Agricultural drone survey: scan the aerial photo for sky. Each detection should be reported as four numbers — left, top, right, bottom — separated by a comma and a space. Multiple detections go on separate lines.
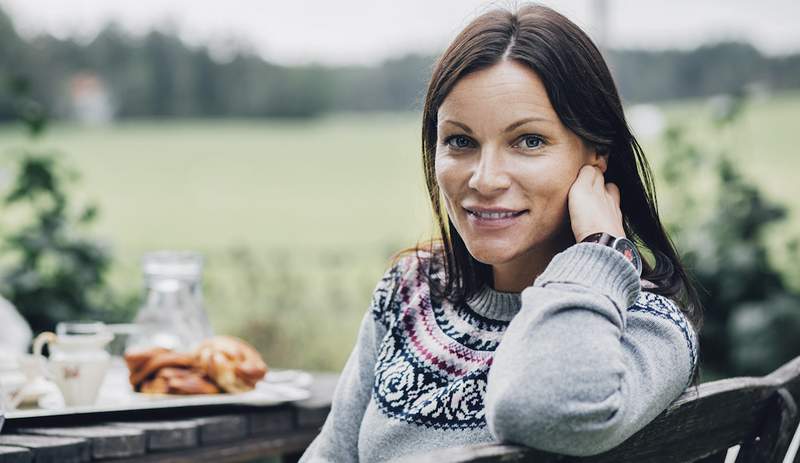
2, 0, 799, 66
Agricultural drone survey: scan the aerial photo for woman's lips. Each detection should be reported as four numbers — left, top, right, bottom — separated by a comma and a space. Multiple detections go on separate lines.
464, 208, 528, 230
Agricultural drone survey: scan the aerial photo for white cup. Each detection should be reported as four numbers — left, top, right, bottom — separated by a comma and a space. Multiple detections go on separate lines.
33, 322, 114, 407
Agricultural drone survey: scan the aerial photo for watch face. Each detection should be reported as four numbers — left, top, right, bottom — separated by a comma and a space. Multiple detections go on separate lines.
613, 238, 642, 276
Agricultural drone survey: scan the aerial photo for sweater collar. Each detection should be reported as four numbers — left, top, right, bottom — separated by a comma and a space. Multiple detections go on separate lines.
465, 284, 522, 322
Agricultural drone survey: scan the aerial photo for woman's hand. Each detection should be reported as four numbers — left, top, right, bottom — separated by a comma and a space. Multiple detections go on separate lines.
568, 165, 626, 242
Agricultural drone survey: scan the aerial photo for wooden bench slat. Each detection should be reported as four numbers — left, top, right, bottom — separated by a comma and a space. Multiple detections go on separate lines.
693, 449, 729, 463
193, 415, 248, 445
248, 408, 295, 436
17, 425, 146, 460
735, 388, 799, 463
97, 430, 320, 463
108, 420, 199, 452
0, 445, 32, 463
0, 435, 89, 463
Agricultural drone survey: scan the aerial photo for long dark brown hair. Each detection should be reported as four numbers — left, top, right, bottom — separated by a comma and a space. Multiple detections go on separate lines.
395, 3, 703, 385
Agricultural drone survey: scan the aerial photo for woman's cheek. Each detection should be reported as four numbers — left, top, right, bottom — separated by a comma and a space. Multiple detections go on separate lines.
434, 160, 456, 214
521, 163, 572, 226
551, 174, 576, 228
435, 156, 463, 195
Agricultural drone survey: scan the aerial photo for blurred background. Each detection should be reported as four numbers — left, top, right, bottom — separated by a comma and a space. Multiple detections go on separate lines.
0, 0, 799, 381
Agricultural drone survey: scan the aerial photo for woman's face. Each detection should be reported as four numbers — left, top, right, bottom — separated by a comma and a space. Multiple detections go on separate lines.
435, 59, 599, 275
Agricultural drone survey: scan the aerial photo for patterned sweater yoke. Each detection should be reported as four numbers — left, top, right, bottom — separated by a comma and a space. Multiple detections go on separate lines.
300, 243, 700, 462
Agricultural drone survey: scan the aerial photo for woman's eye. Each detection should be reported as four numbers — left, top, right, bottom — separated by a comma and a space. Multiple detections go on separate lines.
444, 135, 473, 150
518, 135, 544, 149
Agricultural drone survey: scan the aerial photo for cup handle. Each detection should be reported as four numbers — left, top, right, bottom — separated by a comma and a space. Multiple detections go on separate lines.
32, 331, 57, 379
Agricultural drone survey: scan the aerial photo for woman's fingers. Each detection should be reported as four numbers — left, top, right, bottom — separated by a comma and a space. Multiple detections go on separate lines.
576, 165, 604, 191
605, 182, 620, 205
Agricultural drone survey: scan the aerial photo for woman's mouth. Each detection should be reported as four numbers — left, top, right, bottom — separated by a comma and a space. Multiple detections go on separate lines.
464, 208, 528, 230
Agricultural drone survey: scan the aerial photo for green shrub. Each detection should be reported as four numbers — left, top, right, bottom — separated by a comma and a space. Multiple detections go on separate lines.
0, 77, 136, 333
661, 94, 800, 379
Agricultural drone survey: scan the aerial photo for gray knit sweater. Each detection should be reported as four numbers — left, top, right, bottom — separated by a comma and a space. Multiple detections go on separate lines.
299, 243, 699, 462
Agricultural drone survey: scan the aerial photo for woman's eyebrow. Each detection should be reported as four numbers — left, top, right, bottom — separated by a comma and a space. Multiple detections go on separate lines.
441, 117, 551, 134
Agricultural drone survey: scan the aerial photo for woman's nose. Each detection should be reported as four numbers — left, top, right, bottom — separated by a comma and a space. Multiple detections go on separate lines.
467, 147, 511, 194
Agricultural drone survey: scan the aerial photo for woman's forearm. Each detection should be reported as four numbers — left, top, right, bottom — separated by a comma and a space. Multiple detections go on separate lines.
485, 243, 697, 457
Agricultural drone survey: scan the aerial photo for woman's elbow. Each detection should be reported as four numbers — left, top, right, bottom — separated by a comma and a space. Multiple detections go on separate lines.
485, 386, 629, 457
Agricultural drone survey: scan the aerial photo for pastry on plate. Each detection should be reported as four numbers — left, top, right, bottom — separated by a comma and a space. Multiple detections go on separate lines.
123, 336, 268, 394
140, 366, 220, 395
125, 347, 195, 388
194, 336, 268, 393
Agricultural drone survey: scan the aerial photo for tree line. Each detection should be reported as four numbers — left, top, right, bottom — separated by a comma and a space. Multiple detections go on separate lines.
2, 5, 800, 121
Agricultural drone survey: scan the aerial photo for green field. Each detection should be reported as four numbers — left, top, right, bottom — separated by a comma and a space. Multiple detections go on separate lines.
0, 93, 798, 371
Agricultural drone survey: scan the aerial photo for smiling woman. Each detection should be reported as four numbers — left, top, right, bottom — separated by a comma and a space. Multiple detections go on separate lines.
434, 60, 614, 292
299, 3, 702, 462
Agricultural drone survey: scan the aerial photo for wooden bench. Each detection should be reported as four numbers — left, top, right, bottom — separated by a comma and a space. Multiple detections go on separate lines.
398, 354, 800, 463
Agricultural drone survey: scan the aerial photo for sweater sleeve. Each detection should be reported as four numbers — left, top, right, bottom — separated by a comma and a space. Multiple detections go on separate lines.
299, 257, 407, 463
484, 242, 699, 457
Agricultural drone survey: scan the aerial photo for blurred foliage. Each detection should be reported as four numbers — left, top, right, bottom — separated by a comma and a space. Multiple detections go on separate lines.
607, 43, 800, 102
0, 77, 137, 333
206, 246, 386, 370
661, 94, 800, 379
3, 5, 800, 121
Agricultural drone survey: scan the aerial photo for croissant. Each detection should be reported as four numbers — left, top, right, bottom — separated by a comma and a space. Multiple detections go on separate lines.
123, 346, 169, 377
125, 347, 195, 387
140, 367, 220, 395
123, 336, 269, 394
194, 335, 268, 393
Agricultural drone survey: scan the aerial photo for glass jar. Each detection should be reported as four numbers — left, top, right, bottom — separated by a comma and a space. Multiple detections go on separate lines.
126, 251, 213, 353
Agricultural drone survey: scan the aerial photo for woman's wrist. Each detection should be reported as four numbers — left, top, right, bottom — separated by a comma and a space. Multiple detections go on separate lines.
580, 232, 643, 277
533, 242, 641, 310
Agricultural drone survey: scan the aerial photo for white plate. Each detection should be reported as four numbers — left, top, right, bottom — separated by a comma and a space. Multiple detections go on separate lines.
263, 369, 313, 387
7, 368, 312, 420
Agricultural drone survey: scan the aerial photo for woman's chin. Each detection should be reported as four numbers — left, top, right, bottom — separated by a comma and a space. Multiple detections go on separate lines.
465, 243, 521, 265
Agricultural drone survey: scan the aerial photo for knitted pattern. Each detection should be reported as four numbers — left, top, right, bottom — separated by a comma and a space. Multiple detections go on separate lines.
629, 291, 699, 384
370, 252, 698, 430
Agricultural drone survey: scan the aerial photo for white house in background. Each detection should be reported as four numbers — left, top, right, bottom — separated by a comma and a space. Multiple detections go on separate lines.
68, 72, 114, 125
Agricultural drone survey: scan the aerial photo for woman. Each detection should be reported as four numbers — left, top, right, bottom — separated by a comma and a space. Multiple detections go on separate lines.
300, 3, 702, 462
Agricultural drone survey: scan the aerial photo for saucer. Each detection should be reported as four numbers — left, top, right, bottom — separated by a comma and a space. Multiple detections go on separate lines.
19, 377, 59, 406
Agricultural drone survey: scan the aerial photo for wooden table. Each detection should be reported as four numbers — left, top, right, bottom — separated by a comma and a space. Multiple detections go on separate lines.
0, 372, 337, 463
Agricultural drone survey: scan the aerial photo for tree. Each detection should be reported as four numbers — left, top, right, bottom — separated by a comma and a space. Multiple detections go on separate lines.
0, 77, 135, 333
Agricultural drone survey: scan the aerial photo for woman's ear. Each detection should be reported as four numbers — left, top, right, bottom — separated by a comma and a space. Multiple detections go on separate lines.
592, 145, 609, 174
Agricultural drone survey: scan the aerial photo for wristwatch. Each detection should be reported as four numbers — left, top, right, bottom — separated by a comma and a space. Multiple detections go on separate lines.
580, 232, 643, 277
